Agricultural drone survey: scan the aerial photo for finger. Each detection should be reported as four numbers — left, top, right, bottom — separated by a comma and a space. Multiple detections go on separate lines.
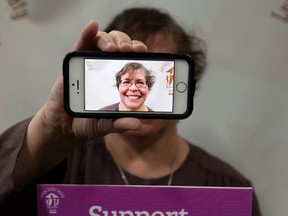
74, 20, 99, 51
131, 40, 148, 53
113, 118, 142, 131
108, 30, 133, 52
95, 31, 118, 52
94, 118, 141, 136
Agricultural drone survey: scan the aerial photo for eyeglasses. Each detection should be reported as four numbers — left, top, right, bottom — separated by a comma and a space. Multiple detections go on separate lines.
120, 80, 147, 88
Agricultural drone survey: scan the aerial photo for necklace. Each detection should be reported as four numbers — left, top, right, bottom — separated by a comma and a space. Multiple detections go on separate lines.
109, 142, 179, 186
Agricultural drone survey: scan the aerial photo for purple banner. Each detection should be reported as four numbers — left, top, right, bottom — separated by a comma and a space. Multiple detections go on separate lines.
37, 184, 252, 216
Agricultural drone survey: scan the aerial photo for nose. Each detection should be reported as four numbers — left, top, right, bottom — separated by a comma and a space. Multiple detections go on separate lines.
129, 83, 138, 90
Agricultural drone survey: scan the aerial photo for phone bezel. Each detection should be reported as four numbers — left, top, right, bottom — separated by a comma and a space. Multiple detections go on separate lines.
63, 51, 195, 119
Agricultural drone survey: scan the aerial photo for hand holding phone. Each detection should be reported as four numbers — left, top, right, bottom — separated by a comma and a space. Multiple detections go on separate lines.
63, 51, 195, 119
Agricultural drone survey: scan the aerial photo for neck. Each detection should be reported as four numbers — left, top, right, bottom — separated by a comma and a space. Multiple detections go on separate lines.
104, 125, 189, 180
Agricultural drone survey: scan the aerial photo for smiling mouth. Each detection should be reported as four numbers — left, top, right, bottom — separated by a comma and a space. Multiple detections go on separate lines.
126, 95, 141, 99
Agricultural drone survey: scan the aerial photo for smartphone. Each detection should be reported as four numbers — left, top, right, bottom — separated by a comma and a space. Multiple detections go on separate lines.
63, 51, 195, 119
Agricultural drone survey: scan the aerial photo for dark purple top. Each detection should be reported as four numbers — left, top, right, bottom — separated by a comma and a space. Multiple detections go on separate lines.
0, 118, 262, 215
100, 102, 153, 111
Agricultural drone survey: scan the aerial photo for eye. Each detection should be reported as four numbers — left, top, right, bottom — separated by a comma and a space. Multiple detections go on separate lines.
121, 81, 131, 87
136, 81, 145, 86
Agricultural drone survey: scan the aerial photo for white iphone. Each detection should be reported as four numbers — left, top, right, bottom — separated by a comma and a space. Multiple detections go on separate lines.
63, 51, 195, 119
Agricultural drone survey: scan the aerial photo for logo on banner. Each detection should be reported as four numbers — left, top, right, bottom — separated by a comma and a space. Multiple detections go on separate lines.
158, 61, 174, 95
40, 187, 65, 214
165, 67, 174, 95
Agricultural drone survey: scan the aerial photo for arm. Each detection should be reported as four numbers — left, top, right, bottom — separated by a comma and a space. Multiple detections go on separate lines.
0, 118, 31, 203
11, 20, 147, 188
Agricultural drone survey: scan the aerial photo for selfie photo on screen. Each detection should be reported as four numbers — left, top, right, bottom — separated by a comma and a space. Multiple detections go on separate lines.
84, 59, 175, 112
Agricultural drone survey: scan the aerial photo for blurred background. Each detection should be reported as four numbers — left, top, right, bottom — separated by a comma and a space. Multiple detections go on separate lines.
1, 0, 288, 215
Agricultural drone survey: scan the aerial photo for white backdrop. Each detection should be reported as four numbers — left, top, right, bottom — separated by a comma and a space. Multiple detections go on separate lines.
1, 0, 288, 215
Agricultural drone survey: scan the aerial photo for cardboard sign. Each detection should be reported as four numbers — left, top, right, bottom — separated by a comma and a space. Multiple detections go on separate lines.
37, 185, 252, 216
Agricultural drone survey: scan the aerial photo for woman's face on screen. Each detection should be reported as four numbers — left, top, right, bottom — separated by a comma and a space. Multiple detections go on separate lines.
118, 69, 149, 111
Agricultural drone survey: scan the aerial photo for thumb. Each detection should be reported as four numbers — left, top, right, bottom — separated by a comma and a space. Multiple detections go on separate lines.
74, 20, 99, 51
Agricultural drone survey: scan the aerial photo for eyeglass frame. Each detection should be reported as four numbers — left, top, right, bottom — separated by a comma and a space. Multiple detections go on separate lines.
120, 80, 148, 88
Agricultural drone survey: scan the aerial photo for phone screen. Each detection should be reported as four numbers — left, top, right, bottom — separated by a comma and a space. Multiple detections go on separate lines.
63, 51, 194, 119
84, 58, 175, 113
